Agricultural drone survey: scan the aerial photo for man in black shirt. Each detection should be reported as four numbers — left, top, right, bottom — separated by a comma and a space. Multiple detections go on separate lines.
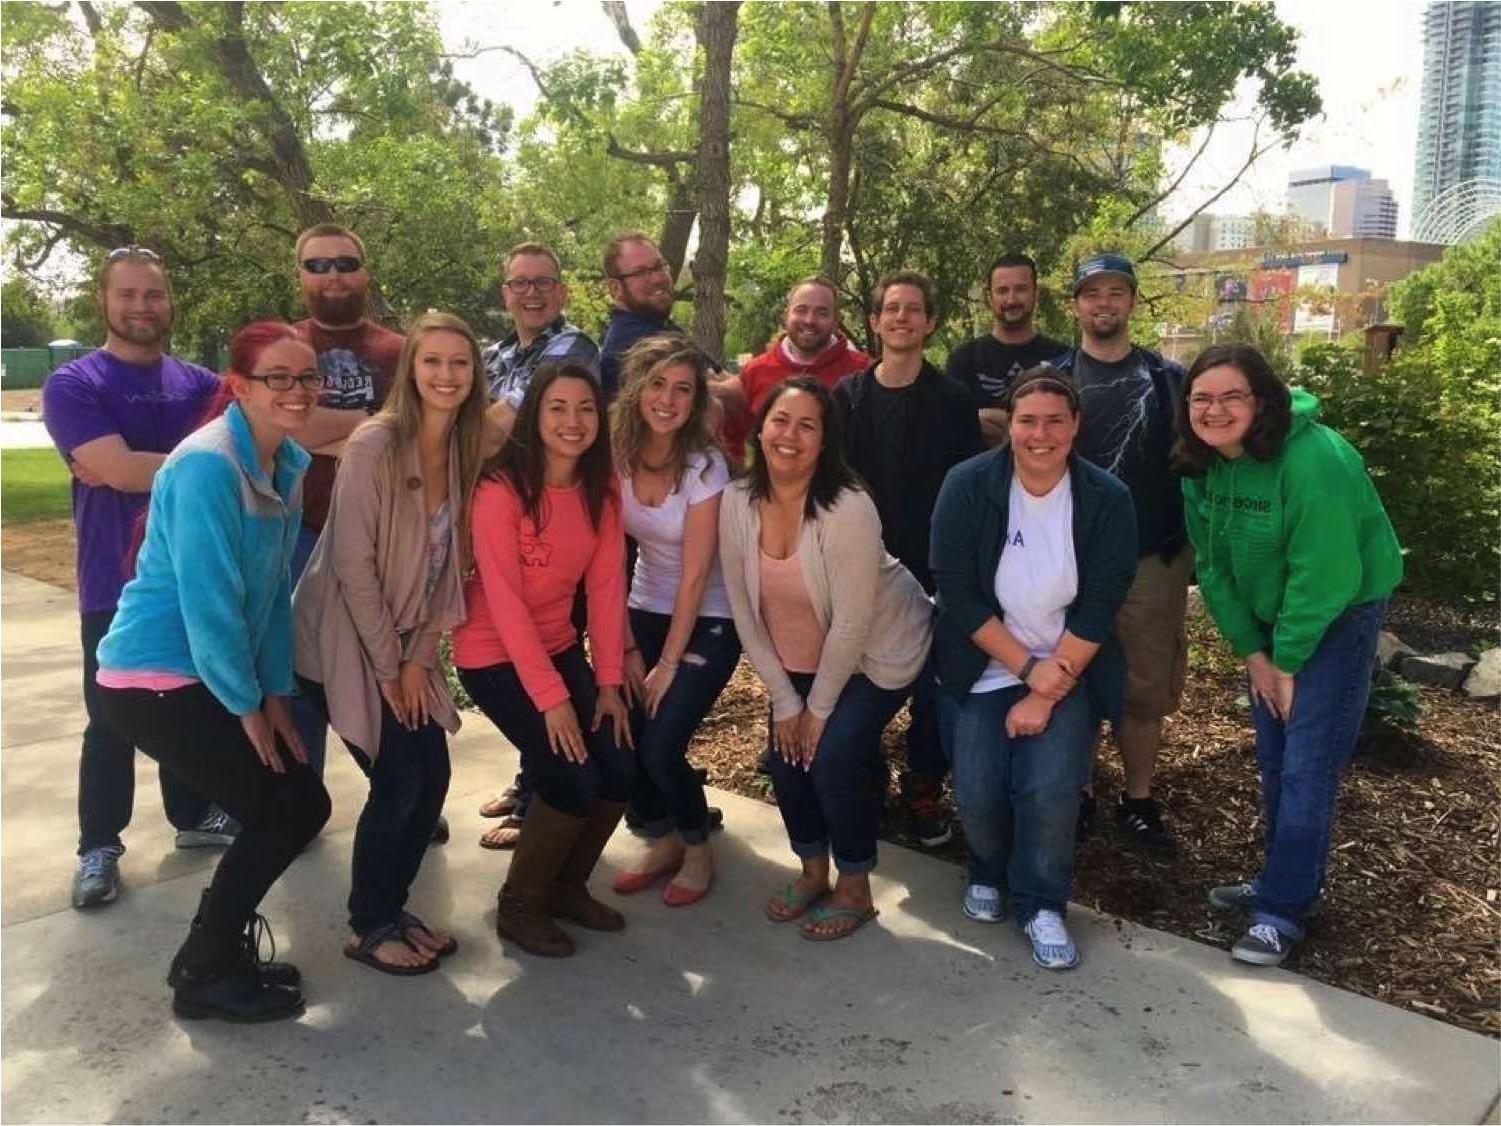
1054, 253, 1191, 854
946, 253, 1067, 447
834, 270, 982, 848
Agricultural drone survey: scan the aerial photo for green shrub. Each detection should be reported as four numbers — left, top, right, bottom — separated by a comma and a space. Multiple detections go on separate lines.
1365, 666, 1424, 732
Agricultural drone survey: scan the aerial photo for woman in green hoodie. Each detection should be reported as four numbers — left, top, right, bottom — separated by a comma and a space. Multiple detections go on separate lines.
1175, 343, 1402, 968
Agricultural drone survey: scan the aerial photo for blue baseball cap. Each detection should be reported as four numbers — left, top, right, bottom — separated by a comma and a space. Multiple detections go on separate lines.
1072, 253, 1137, 295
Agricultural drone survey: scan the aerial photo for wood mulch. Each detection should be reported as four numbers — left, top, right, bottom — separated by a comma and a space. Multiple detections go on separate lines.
687, 601, 1500, 1041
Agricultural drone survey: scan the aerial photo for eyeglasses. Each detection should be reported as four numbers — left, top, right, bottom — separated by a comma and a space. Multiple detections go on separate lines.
247, 372, 326, 392
503, 276, 561, 294
1188, 390, 1254, 412
613, 260, 672, 282
301, 256, 363, 274
106, 246, 162, 262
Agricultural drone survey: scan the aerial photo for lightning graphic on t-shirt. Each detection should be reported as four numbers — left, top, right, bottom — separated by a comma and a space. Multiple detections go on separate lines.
1084, 362, 1155, 476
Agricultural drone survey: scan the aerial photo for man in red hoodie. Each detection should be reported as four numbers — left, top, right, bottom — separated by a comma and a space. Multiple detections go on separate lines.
716, 275, 869, 464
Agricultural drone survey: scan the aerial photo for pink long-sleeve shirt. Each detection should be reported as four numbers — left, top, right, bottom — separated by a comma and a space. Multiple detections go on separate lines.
453, 476, 626, 712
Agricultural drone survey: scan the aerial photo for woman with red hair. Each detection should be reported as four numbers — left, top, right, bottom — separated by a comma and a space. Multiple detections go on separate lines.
96, 320, 332, 1023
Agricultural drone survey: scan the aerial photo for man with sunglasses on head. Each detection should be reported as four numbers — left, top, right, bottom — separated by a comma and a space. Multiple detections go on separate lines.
43, 247, 232, 909
481, 241, 600, 451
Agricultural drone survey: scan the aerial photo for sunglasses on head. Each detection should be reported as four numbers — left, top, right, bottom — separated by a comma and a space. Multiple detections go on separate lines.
301, 256, 363, 274
106, 246, 162, 262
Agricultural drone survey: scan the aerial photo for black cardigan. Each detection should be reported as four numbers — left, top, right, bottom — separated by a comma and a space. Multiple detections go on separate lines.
928, 448, 1139, 720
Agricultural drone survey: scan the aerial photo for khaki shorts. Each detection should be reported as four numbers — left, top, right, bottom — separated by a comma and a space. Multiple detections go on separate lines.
1116, 547, 1194, 720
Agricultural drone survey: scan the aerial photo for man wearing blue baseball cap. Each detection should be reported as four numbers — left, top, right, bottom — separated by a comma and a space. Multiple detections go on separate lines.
1054, 253, 1192, 854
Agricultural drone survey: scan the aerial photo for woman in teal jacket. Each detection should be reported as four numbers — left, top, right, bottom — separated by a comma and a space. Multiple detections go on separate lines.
1175, 343, 1401, 968
96, 320, 332, 1022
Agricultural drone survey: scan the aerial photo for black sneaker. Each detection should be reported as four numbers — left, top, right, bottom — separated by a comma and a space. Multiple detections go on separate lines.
1231, 922, 1294, 967
1076, 795, 1097, 842
900, 776, 953, 849
1115, 795, 1177, 854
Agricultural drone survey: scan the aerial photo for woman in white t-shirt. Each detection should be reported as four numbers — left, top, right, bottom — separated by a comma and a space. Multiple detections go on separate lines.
930, 365, 1138, 971
609, 336, 741, 907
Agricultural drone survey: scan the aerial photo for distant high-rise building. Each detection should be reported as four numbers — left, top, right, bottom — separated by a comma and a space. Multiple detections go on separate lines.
1174, 213, 1258, 253
1286, 165, 1371, 232
1412, 1, 1501, 223
1329, 178, 1399, 238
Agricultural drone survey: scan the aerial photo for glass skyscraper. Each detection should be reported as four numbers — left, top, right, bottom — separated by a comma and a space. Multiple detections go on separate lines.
1412, 1, 1501, 223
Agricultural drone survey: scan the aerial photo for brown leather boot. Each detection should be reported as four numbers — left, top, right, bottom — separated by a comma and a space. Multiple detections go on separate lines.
549, 799, 627, 932
496, 799, 585, 957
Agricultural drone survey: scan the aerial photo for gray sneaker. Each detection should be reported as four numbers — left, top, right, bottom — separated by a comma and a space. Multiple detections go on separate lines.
72, 845, 124, 909
1231, 922, 1294, 967
176, 808, 240, 849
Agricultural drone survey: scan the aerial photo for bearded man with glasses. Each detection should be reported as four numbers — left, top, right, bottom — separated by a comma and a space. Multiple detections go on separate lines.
480, 241, 600, 453
598, 232, 704, 398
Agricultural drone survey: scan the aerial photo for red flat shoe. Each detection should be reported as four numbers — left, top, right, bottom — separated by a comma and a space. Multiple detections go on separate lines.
662, 875, 713, 908
612, 862, 680, 895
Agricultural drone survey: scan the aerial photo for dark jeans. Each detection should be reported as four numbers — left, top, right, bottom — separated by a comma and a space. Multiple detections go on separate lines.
288, 525, 330, 778
458, 645, 634, 817
904, 662, 947, 781
79, 610, 209, 852
767, 670, 910, 875
628, 610, 740, 843
297, 678, 450, 935
941, 685, 1095, 925
1250, 598, 1386, 941
98, 684, 330, 941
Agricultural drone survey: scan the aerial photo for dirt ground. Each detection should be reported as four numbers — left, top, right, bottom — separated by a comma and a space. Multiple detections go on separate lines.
1, 389, 44, 415
4, 521, 1496, 1038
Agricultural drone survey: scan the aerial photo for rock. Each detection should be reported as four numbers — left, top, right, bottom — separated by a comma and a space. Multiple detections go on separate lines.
1462, 649, 1501, 700
1396, 651, 1475, 690
1376, 630, 1414, 670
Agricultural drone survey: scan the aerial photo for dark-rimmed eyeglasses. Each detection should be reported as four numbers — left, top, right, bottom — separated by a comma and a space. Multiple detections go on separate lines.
1188, 391, 1254, 412
106, 246, 162, 262
301, 256, 363, 274
503, 276, 561, 294
612, 260, 672, 282
246, 372, 326, 392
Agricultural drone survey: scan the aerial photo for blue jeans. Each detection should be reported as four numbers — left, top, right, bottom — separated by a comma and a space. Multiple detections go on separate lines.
297, 677, 450, 936
78, 610, 210, 851
458, 645, 635, 817
904, 661, 948, 780
767, 671, 910, 875
1250, 599, 1386, 941
941, 685, 1095, 925
628, 610, 741, 843
288, 525, 329, 778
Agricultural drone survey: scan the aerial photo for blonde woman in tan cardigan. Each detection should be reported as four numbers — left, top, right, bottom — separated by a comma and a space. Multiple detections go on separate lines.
293, 312, 488, 975
719, 376, 933, 942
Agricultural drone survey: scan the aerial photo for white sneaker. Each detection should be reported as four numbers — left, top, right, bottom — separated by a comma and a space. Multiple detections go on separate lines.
962, 883, 1003, 923
1023, 909, 1079, 970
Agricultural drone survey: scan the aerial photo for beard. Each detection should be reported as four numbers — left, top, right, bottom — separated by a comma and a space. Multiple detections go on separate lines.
105, 307, 171, 348
997, 304, 1033, 327
305, 290, 367, 326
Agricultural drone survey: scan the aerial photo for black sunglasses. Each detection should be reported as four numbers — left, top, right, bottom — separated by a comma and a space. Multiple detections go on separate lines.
301, 256, 363, 274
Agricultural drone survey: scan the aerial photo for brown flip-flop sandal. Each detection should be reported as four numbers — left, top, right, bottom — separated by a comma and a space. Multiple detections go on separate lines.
343, 921, 439, 976
479, 815, 524, 850
479, 787, 520, 819
398, 911, 458, 958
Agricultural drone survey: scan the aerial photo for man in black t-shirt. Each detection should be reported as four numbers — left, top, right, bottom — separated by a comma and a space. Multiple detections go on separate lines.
1053, 253, 1190, 856
945, 253, 1067, 447
833, 270, 982, 850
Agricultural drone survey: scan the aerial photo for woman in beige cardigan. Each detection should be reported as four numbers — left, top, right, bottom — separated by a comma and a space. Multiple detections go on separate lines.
293, 312, 488, 975
719, 376, 933, 942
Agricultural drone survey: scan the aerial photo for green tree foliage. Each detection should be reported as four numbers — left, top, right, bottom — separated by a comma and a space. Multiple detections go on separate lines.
3, 1, 515, 352
0, 275, 57, 347
1296, 222, 1501, 602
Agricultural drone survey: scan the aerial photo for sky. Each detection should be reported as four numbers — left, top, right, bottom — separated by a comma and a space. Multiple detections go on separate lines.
439, 0, 1428, 235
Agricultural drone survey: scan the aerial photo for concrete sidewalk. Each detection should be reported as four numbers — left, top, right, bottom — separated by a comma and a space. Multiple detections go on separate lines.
2, 569, 1496, 1124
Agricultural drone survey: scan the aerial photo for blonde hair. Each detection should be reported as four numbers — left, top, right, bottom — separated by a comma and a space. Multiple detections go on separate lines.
610, 335, 721, 489
369, 311, 489, 567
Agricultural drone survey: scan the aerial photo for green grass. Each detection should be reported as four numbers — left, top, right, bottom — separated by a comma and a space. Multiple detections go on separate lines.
1, 448, 73, 525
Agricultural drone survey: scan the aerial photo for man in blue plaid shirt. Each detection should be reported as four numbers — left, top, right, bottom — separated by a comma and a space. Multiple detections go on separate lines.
482, 241, 601, 451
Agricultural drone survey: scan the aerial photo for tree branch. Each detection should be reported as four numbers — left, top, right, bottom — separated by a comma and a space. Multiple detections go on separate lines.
1123, 120, 1217, 230
605, 134, 694, 169
76, 1, 103, 37
2, 194, 133, 250
1142, 117, 1275, 260
600, 0, 642, 54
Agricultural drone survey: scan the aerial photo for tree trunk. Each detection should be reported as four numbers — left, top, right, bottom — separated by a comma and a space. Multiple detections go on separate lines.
658, 170, 696, 284
689, 1, 740, 362
819, 114, 853, 283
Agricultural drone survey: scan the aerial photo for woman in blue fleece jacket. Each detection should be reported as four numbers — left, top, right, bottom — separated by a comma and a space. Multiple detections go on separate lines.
96, 320, 332, 1024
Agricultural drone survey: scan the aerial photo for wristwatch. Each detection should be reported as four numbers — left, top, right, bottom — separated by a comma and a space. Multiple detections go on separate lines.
1018, 656, 1038, 683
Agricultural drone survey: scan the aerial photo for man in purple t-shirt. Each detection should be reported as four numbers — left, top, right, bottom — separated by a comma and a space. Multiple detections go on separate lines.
43, 248, 227, 910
